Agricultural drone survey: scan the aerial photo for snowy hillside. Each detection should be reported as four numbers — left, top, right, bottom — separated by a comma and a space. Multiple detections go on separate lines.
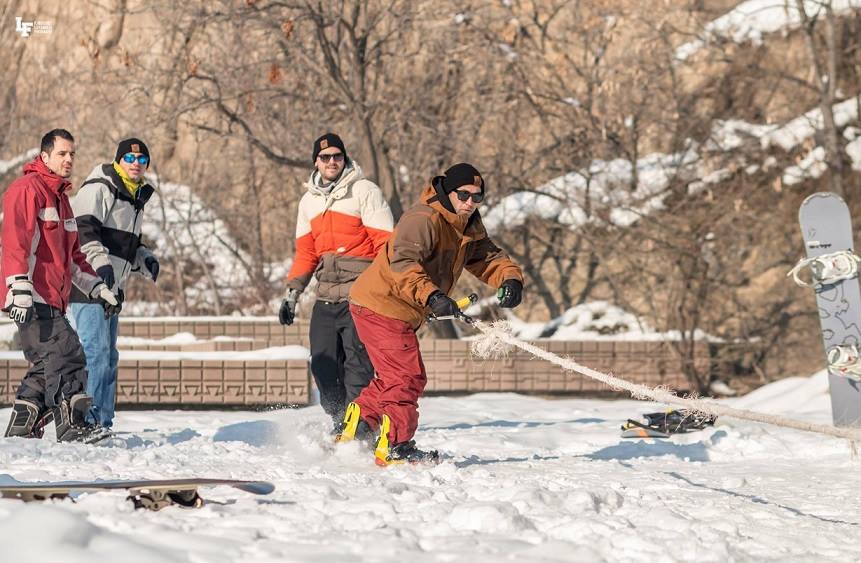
482, 93, 861, 235
1, 370, 859, 562
480, 1, 861, 237
497, 300, 717, 341
676, 0, 861, 61
138, 178, 290, 313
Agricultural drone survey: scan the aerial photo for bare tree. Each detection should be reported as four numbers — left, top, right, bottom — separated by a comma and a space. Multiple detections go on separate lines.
796, 0, 849, 197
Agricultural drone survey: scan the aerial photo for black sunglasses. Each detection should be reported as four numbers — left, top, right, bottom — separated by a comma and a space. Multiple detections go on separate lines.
454, 189, 484, 203
318, 153, 344, 163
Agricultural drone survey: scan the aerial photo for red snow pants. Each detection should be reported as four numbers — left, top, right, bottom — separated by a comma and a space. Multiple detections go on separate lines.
349, 304, 427, 444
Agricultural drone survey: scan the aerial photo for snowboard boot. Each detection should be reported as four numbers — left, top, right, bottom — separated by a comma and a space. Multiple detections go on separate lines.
53, 394, 111, 444
334, 402, 375, 445
827, 344, 861, 380
373, 414, 439, 467
4, 399, 45, 439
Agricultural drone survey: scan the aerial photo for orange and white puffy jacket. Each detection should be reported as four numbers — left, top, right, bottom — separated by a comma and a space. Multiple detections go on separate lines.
286, 162, 393, 302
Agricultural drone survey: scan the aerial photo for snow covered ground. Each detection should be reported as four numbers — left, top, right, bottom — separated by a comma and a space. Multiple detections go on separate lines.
0, 370, 859, 562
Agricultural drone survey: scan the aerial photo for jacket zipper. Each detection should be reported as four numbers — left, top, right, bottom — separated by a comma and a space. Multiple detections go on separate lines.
56, 193, 68, 310
122, 204, 142, 284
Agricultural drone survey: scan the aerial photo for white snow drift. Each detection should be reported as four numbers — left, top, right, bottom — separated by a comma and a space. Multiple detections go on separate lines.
0, 370, 858, 562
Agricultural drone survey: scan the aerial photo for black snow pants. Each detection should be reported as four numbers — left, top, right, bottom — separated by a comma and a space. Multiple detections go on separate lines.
15, 304, 88, 412
309, 300, 375, 424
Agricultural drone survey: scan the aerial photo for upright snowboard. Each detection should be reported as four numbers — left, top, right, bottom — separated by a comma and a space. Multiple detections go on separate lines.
796, 192, 861, 426
0, 478, 275, 511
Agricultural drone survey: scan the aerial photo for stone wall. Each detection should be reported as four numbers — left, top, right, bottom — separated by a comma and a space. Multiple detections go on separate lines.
0, 318, 706, 406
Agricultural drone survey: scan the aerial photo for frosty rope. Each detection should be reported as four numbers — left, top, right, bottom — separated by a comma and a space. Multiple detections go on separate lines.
469, 320, 861, 443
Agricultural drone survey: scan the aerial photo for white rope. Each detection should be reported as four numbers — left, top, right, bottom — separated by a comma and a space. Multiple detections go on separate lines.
469, 319, 861, 444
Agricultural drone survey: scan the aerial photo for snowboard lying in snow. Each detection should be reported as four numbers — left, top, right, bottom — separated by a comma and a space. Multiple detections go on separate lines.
0, 478, 275, 511
621, 409, 717, 439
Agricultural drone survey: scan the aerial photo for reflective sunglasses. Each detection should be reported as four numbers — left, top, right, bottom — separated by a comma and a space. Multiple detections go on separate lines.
453, 189, 484, 203
318, 152, 344, 163
122, 153, 149, 166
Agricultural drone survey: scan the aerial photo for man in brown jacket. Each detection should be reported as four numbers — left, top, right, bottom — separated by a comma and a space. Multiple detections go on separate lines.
338, 162, 524, 466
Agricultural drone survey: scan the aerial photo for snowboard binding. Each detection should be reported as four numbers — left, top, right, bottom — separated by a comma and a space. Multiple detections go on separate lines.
128, 488, 204, 511
53, 394, 111, 444
827, 344, 861, 381
788, 249, 861, 289
621, 409, 717, 438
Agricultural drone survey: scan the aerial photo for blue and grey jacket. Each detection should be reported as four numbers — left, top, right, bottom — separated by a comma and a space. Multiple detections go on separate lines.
70, 163, 155, 303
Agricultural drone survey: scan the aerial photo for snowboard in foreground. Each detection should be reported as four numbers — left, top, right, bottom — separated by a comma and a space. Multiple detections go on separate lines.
0, 478, 275, 511
794, 192, 861, 426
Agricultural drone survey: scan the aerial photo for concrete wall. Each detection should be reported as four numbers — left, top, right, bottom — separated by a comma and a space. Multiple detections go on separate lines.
0, 318, 706, 406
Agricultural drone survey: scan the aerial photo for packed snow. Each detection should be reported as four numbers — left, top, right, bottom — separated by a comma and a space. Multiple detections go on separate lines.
1, 369, 859, 562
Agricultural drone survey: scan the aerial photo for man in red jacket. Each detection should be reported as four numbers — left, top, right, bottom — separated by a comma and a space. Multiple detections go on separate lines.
2, 129, 119, 443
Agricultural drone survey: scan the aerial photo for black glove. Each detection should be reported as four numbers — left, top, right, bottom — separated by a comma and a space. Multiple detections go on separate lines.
427, 291, 459, 318
497, 279, 523, 308
8, 280, 33, 324
96, 265, 115, 289
278, 289, 300, 326
144, 256, 159, 283
101, 299, 122, 319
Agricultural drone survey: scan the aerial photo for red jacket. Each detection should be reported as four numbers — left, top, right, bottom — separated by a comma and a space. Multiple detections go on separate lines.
1, 157, 100, 312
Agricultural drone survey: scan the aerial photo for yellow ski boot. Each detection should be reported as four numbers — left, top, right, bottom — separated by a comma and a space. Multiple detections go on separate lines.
374, 414, 439, 467
334, 402, 373, 444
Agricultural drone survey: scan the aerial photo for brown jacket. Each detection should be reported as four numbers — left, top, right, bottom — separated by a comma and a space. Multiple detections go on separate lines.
349, 182, 523, 328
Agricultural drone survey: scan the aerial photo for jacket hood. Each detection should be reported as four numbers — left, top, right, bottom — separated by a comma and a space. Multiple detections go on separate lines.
304, 161, 365, 201
23, 156, 71, 194
420, 182, 476, 234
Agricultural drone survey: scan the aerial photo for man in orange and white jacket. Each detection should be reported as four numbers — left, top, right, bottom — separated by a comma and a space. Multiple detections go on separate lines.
279, 133, 394, 430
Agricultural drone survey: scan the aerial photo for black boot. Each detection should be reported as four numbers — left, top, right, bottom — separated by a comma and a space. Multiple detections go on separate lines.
53, 394, 110, 444
373, 414, 439, 466
387, 441, 440, 465
4, 399, 45, 438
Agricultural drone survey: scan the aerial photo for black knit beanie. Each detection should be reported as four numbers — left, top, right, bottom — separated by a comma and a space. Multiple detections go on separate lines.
312, 133, 348, 163
442, 163, 484, 194
429, 163, 484, 213
115, 138, 150, 167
